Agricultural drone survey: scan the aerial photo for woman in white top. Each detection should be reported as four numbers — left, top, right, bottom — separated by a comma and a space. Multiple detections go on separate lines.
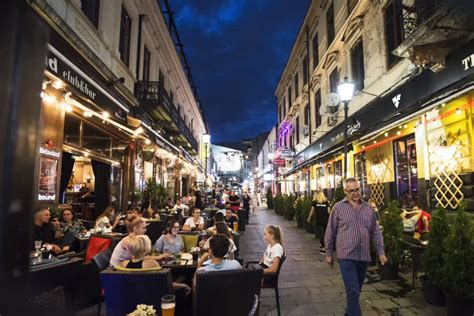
95, 206, 120, 232
182, 208, 204, 231
260, 225, 284, 274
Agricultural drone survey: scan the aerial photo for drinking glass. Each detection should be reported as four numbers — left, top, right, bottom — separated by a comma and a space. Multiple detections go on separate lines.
233, 222, 238, 232
34, 240, 42, 251
161, 294, 175, 316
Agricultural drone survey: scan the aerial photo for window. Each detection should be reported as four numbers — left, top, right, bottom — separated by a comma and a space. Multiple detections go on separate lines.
394, 135, 418, 208
329, 68, 339, 93
80, 0, 100, 28
314, 89, 322, 128
191, 118, 194, 131
326, 2, 335, 45
348, 0, 358, 14
385, 0, 404, 68
82, 121, 113, 158
63, 112, 81, 147
278, 104, 281, 123
350, 39, 365, 91
119, 6, 132, 67
312, 33, 319, 70
143, 46, 151, 81
354, 152, 369, 199
304, 104, 310, 126
294, 72, 299, 98
288, 85, 292, 107
170, 91, 174, 105
303, 55, 309, 86
283, 95, 287, 118
178, 104, 181, 115
296, 116, 300, 144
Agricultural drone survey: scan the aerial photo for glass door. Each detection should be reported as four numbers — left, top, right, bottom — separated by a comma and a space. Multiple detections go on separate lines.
354, 152, 369, 200
394, 134, 418, 208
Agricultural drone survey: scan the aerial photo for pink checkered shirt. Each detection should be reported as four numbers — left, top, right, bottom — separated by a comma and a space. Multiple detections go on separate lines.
325, 198, 385, 262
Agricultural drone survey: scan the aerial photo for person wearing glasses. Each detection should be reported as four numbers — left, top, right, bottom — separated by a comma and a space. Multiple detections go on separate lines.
182, 208, 205, 231
324, 178, 387, 316
154, 220, 184, 254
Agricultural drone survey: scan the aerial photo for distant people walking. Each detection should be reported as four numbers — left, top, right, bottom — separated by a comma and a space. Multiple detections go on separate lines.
242, 191, 251, 224
325, 178, 387, 316
308, 191, 330, 254
251, 191, 258, 215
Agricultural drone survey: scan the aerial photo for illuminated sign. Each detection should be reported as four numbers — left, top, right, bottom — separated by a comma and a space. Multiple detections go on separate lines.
39, 147, 61, 158
462, 53, 474, 71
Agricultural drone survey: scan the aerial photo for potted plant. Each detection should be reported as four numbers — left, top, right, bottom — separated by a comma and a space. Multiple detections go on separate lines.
295, 197, 304, 228
284, 194, 296, 220
333, 186, 345, 205
280, 194, 288, 218
421, 207, 448, 306
143, 178, 168, 210
441, 204, 474, 316
266, 188, 274, 209
303, 196, 314, 234
378, 201, 403, 280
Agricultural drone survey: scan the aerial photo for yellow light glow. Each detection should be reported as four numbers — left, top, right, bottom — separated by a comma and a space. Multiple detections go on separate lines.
403, 124, 408, 128
397, 131, 401, 135
384, 132, 388, 137
456, 108, 462, 115
102, 111, 110, 119
145, 139, 151, 145
43, 94, 57, 104
51, 79, 65, 90
373, 140, 377, 144
84, 111, 93, 118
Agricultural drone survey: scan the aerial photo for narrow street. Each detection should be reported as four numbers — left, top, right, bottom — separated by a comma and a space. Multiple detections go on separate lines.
240, 208, 445, 316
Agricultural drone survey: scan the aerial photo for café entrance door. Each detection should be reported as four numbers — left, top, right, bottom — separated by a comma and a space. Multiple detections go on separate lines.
394, 134, 419, 208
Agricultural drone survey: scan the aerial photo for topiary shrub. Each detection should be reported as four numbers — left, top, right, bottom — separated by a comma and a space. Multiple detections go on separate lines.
302, 196, 313, 233
422, 207, 449, 285
380, 200, 403, 265
295, 198, 304, 228
333, 185, 345, 205
285, 194, 296, 221
266, 188, 274, 209
441, 204, 474, 298
274, 193, 283, 215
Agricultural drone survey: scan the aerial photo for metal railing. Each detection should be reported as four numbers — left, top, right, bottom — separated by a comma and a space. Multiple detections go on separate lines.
134, 80, 199, 150
402, 0, 446, 37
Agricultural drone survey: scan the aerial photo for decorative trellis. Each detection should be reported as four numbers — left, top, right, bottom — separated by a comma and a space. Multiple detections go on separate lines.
429, 136, 464, 209
369, 155, 389, 207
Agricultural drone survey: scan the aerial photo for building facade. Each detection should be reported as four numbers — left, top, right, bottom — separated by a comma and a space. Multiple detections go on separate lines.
274, 0, 474, 211
30, 0, 208, 218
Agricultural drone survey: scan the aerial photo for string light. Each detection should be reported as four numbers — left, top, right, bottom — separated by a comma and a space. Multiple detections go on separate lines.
133, 127, 144, 136
102, 111, 110, 119
403, 124, 408, 128
43, 94, 57, 104
397, 131, 401, 135
51, 79, 65, 90
145, 139, 151, 145
456, 108, 462, 115
384, 132, 388, 137
84, 111, 93, 118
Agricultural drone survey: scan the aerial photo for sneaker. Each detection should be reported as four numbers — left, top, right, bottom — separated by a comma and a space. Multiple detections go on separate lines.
319, 248, 326, 254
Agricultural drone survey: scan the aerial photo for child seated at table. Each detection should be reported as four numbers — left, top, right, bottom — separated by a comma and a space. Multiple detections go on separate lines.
258, 225, 284, 274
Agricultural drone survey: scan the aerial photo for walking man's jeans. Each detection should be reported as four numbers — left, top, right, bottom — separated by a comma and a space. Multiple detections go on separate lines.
338, 259, 369, 316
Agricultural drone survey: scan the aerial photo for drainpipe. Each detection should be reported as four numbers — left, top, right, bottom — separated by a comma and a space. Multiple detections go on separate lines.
136, 14, 145, 80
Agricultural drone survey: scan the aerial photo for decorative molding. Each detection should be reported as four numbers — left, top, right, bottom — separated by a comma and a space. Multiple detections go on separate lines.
342, 15, 364, 43
310, 75, 322, 91
322, 50, 339, 69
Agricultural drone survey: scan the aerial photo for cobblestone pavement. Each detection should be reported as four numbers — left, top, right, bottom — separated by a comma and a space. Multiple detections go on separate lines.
240, 207, 446, 316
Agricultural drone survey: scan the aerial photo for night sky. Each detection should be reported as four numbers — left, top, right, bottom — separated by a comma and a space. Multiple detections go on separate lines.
172, 0, 310, 142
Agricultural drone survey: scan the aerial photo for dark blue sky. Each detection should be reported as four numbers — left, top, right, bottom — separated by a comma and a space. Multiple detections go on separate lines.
172, 0, 310, 142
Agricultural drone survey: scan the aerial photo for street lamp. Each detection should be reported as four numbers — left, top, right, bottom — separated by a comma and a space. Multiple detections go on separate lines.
338, 76, 355, 180
202, 133, 211, 203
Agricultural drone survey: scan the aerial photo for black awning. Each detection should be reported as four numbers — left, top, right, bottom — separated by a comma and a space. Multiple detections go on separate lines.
291, 39, 474, 171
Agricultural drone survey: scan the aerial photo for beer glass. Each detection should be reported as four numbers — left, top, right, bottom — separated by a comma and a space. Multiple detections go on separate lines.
161, 294, 175, 316
233, 221, 238, 232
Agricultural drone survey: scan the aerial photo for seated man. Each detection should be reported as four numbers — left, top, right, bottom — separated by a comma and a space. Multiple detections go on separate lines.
172, 198, 189, 215
224, 208, 239, 231
228, 191, 241, 212
401, 206, 431, 236
32, 208, 63, 254
110, 217, 169, 267
196, 234, 241, 272
207, 212, 233, 236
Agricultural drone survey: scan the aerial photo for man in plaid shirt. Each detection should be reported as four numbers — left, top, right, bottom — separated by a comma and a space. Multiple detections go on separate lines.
325, 178, 388, 316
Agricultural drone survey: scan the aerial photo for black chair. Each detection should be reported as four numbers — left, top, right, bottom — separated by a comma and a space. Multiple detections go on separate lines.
145, 220, 164, 244
92, 249, 111, 315
245, 255, 286, 316
100, 268, 173, 316
80, 219, 95, 230
193, 269, 263, 316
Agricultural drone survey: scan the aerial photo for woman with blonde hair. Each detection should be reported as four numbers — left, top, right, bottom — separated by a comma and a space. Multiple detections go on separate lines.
259, 225, 284, 274
121, 235, 159, 269
308, 191, 330, 254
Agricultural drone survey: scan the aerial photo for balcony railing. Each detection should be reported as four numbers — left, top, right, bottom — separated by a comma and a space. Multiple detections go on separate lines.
134, 80, 199, 151
402, 0, 446, 38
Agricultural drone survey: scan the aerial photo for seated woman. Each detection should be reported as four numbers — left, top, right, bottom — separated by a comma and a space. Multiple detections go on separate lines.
154, 220, 184, 254
259, 225, 284, 274
60, 208, 86, 235
206, 212, 233, 236
182, 208, 204, 231
95, 206, 120, 232
201, 221, 237, 261
121, 235, 191, 294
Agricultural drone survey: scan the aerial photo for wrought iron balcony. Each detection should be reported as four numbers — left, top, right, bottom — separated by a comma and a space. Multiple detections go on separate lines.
402, 0, 446, 38
134, 80, 199, 152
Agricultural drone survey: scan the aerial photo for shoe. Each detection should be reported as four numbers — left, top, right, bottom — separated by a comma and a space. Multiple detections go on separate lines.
319, 248, 326, 254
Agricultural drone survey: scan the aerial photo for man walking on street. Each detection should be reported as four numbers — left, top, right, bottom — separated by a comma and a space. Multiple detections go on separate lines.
325, 178, 388, 316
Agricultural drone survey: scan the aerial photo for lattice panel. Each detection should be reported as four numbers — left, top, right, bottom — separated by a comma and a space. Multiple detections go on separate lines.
369, 157, 389, 207
429, 143, 464, 209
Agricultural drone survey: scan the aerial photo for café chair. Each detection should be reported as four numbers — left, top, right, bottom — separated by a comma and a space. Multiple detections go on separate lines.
193, 269, 263, 316
145, 220, 164, 244
92, 249, 111, 315
100, 268, 173, 316
180, 234, 199, 252
245, 255, 286, 316
85, 234, 114, 263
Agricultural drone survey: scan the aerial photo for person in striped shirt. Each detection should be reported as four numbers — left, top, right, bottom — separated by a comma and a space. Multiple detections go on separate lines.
325, 178, 388, 316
